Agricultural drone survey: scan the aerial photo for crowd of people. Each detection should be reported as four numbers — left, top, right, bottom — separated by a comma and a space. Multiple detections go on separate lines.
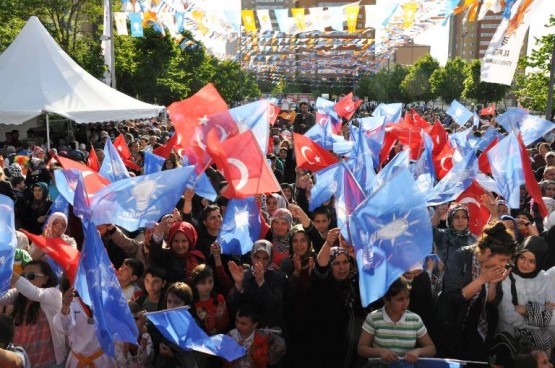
0, 102, 555, 368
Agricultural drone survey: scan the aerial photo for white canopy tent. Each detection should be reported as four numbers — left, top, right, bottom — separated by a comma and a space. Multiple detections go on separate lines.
0, 16, 164, 146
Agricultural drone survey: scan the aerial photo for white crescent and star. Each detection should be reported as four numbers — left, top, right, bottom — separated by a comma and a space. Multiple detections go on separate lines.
459, 197, 480, 207
216, 125, 228, 142
439, 156, 451, 172
301, 146, 315, 164
195, 130, 206, 151
227, 158, 249, 190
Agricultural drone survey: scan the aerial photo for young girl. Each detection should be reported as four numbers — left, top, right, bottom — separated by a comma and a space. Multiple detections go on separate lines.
357, 277, 436, 363
191, 264, 230, 335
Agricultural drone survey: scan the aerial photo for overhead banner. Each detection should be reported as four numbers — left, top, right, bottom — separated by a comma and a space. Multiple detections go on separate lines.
480, 0, 546, 85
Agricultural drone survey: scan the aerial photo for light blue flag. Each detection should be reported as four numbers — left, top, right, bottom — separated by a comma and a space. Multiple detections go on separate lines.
411, 132, 436, 193
495, 107, 528, 133
316, 97, 338, 119
347, 125, 377, 192
425, 149, 478, 206
72, 173, 92, 221
374, 150, 410, 191
449, 127, 473, 156
349, 168, 432, 306
0, 195, 16, 296
305, 120, 335, 150
217, 197, 261, 255
487, 132, 524, 209
472, 127, 502, 151
274, 9, 290, 33
519, 115, 555, 146
228, 100, 271, 155
185, 172, 217, 202
223, 10, 241, 32
129, 12, 144, 37
175, 12, 185, 32
309, 162, 341, 211
74, 223, 139, 357
146, 306, 246, 361
332, 135, 354, 156
100, 139, 130, 183
446, 100, 473, 126
54, 169, 80, 205
372, 103, 402, 123
359, 116, 386, 169
143, 151, 165, 175
330, 5, 344, 31
335, 162, 367, 244
90, 166, 195, 232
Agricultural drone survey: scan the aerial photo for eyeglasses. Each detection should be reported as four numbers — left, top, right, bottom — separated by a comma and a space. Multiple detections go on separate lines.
21, 272, 46, 280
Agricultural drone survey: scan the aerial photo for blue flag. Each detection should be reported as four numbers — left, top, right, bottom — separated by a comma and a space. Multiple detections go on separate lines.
472, 127, 502, 151
487, 132, 524, 209
305, 120, 335, 150
0, 195, 16, 296
74, 223, 139, 357
349, 168, 432, 306
309, 162, 341, 211
519, 114, 555, 146
449, 127, 473, 156
496, 107, 528, 133
48, 194, 70, 219
146, 306, 246, 361
358, 116, 386, 169
347, 125, 376, 192
90, 166, 195, 232
185, 172, 217, 202
129, 12, 144, 37
72, 173, 92, 221
372, 103, 402, 123
426, 150, 478, 206
99, 139, 130, 183
217, 197, 261, 255
411, 132, 436, 193
374, 150, 410, 192
228, 100, 271, 155
446, 100, 473, 126
336, 162, 367, 244
54, 169, 80, 205
143, 151, 165, 175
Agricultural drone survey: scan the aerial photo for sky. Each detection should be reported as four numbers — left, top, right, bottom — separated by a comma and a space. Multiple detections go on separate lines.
415, 1, 554, 66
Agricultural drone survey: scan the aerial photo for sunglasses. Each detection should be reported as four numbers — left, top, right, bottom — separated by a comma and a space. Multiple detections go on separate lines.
21, 272, 46, 280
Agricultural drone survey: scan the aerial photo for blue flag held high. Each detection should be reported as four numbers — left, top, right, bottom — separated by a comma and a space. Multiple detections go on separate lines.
90, 166, 195, 232
228, 100, 272, 155
449, 127, 473, 156
217, 197, 261, 255
496, 107, 528, 133
335, 162, 367, 244
309, 162, 341, 211
487, 132, 524, 209
374, 150, 410, 192
446, 100, 473, 126
146, 306, 246, 361
304, 119, 335, 150
472, 127, 502, 151
425, 149, 478, 206
347, 124, 377, 192
99, 138, 130, 183
185, 171, 218, 202
372, 103, 402, 123
0, 195, 16, 296
519, 114, 555, 146
349, 168, 432, 306
143, 151, 166, 175
411, 132, 436, 193
74, 223, 139, 357
129, 12, 144, 37
358, 116, 386, 169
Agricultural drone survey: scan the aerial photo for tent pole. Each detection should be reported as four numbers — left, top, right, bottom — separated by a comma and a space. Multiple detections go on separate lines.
46, 113, 51, 150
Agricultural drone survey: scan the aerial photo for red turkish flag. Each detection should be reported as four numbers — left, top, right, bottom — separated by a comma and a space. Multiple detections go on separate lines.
425, 121, 449, 156
432, 142, 455, 180
455, 181, 490, 236
153, 133, 178, 159
403, 111, 414, 126
268, 103, 280, 126
334, 92, 362, 120
518, 133, 548, 217
478, 137, 499, 175
480, 103, 496, 116
112, 134, 141, 171
86, 147, 100, 172
293, 133, 339, 172
206, 130, 280, 199
385, 122, 423, 160
21, 230, 80, 283
410, 109, 430, 129
57, 156, 110, 195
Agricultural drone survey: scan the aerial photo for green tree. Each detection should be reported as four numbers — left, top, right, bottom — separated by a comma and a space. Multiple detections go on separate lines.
430, 57, 467, 103
462, 59, 510, 105
513, 16, 555, 112
400, 54, 439, 103
357, 64, 409, 103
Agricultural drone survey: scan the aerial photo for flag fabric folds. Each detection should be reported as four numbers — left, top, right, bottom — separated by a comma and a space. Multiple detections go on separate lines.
100, 138, 131, 182
480, 103, 496, 116
217, 197, 262, 255
455, 181, 490, 237
335, 162, 367, 244
308, 162, 341, 211
347, 125, 377, 192
372, 103, 402, 123
487, 133, 524, 209
517, 134, 548, 217
293, 133, 339, 172
87, 146, 100, 172
74, 223, 139, 357
334, 92, 362, 121
0, 195, 16, 296
113, 134, 141, 171
21, 230, 80, 283
206, 130, 280, 199
146, 306, 246, 361
143, 151, 166, 175
349, 168, 432, 306
90, 166, 195, 231
446, 100, 473, 126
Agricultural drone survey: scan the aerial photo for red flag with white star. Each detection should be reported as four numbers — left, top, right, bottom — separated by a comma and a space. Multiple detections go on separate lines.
455, 180, 490, 236
334, 92, 362, 121
293, 133, 339, 172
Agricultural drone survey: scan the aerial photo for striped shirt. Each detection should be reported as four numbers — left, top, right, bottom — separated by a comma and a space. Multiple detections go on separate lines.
362, 307, 427, 355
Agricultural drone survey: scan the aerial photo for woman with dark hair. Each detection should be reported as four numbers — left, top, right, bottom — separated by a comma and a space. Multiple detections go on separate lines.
0, 260, 66, 367
432, 203, 477, 264
435, 221, 517, 361
20, 182, 52, 235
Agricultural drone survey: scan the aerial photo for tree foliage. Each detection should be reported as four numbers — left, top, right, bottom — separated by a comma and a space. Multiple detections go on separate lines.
400, 54, 439, 102
430, 57, 468, 103
357, 64, 409, 103
462, 59, 511, 104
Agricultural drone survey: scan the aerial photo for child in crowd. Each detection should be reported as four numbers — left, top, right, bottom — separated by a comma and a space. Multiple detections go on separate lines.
117, 258, 144, 301
225, 304, 270, 368
191, 264, 230, 335
0, 314, 30, 368
136, 266, 167, 312
357, 277, 436, 363
115, 301, 153, 367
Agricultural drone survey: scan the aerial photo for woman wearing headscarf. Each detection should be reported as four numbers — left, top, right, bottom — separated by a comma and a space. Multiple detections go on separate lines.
29, 212, 77, 261
435, 221, 517, 361
497, 236, 555, 356
303, 228, 364, 368
149, 221, 206, 284
20, 182, 52, 235
432, 203, 477, 264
